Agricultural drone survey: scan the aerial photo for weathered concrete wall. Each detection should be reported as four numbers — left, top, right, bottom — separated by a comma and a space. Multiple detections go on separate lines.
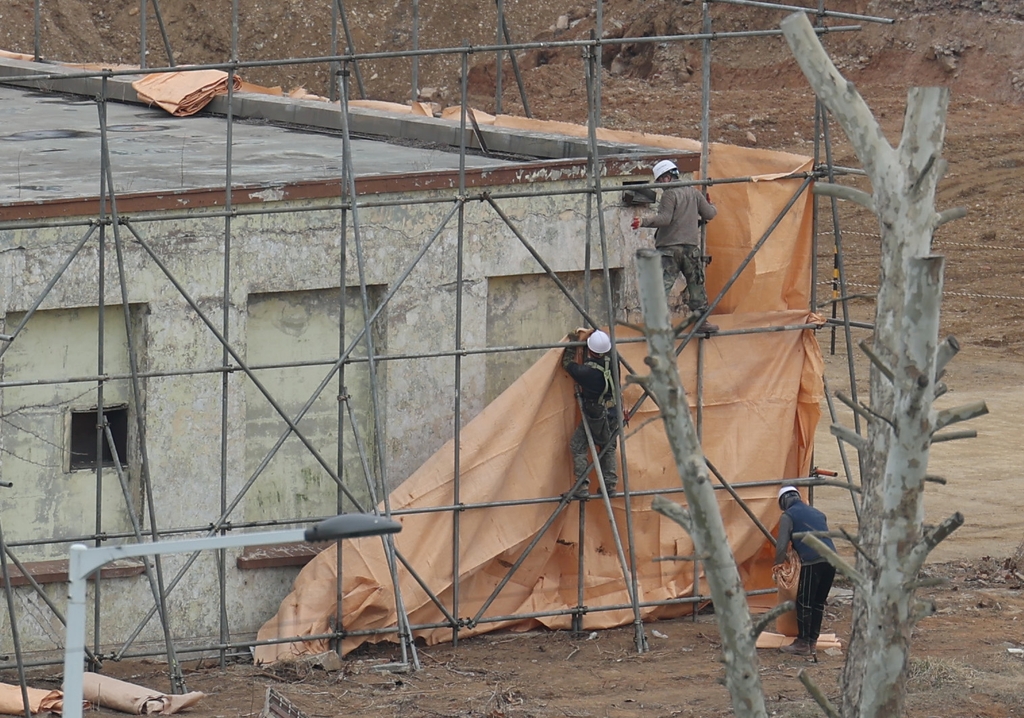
0, 177, 638, 656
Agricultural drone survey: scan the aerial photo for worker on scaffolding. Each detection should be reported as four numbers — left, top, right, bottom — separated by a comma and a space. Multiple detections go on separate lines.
562, 328, 619, 500
631, 159, 719, 334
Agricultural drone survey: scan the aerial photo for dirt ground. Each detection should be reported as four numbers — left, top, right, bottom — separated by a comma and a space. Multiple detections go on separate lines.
2, 0, 1024, 716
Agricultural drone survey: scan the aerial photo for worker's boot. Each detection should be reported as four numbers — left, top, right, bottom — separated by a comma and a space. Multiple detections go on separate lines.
780, 638, 813, 656
603, 481, 618, 498
692, 306, 719, 334
569, 479, 591, 499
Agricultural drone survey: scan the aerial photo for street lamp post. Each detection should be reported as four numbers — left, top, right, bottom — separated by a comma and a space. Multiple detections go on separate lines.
62, 513, 401, 718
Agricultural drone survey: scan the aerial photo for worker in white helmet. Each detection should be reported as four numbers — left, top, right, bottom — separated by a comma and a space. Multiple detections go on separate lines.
561, 328, 619, 499
631, 159, 719, 333
775, 486, 836, 657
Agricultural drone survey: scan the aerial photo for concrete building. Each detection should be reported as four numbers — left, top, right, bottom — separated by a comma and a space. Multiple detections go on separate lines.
0, 58, 698, 657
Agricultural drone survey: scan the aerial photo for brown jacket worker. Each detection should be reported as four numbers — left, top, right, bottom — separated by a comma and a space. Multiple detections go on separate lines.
631, 159, 719, 333
561, 329, 618, 499
775, 486, 836, 656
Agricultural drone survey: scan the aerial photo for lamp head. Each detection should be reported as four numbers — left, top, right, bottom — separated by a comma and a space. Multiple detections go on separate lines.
304, 513, 402, 542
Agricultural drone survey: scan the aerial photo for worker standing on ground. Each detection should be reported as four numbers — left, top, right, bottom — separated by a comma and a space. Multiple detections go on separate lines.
561, 329, 619, 499
774, 486, 836, 656
631, 159, 719, 333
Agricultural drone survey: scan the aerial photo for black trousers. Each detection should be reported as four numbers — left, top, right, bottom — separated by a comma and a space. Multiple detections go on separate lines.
796, 562, 836, 642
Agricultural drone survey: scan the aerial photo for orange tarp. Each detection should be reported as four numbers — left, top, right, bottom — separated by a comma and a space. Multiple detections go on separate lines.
132, 70, 243, 117
82, 674, 204, 715
256, 310, 824, 663
256, 121, 821, 663
0, 683, 65, 716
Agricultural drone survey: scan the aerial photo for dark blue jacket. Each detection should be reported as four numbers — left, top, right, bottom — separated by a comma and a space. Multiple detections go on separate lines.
776, 500, 835, 566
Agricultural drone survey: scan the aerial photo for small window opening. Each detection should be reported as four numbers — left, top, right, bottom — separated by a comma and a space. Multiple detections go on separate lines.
69, 407, 128, 471
622, 180, 656, 206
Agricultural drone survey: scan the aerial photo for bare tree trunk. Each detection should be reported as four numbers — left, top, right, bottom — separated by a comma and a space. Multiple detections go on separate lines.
781, 12, 982, 717
635, 248, 767, 718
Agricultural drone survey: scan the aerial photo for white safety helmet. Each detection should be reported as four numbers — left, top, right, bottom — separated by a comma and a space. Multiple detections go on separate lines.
777, 485, 800, 506
587, 330, 611, 355
652, 159, 679, 181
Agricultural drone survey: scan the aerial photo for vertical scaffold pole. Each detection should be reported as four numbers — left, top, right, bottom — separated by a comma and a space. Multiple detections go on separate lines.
216, 0, 240, 669
411, 0, 420, 103
0, 504, 31, 718
450, 44, 471, 648
93, 78, 108, 669
583, 40, 647, 654
97, 79, 185, 693
139, 0, 147, 69
339, 63, 420, 671
334, 99, 349, 651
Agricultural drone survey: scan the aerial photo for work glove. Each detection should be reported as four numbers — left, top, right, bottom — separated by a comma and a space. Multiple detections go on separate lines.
630, 216, 641, 230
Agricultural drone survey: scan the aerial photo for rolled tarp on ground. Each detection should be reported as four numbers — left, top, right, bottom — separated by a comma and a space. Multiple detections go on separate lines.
255, 312, 824, 663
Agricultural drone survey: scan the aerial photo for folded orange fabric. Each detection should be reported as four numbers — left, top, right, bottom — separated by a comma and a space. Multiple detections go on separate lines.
83, 674, 204, 715
0, 682, 66, 716
132, 70, 243, 117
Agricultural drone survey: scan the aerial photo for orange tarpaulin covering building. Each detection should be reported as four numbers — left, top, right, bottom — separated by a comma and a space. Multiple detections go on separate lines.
256, 137, 823, 664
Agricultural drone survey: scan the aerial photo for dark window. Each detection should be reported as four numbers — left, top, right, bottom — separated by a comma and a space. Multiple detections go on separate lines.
621, 180, 656, 206
69, 407, 128, 471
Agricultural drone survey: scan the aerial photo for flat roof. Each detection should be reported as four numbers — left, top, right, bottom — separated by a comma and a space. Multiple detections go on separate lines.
0, 84, 516, 205
0, 58, 699, 223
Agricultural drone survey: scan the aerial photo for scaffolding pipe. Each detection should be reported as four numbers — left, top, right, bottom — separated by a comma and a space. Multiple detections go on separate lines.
98, 91, 185, 692
0, 25, 866, 85
583, 42, 645, 654
0, 475, 824, 551
93, 89, 109, 671
334, 0, 365, 98
340, 63, 420, 671
217, 10, 240, 668
147, 0, 176, 68
576, 391, 641, 630
0, 324, 818, 391
333, 152, 349, 657
139, 0, 147, 69
0, 171, 824, 234
450, 47, 471, 648
494, 0, 504, 114
709, 0, 894, 24
32, 0, 40, 61
499, 9, 532, 117
411, 0, 419, 104
0, 510, 31, 718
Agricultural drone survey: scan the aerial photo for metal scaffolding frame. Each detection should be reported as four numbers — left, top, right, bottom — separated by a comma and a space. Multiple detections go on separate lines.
0, 0, 894, 697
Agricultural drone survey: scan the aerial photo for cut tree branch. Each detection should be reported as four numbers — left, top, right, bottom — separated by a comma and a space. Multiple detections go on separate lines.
798, 534, 867, 590
652, 495, 692, 534
798, 670, 841, 718
935, 335, 960, 374
931, 429, 977, 443
934, 400, 988, 431
909, 511, 964, 573
813, 183, 875, 211
935, 206, 967, 227
858, 339, 895, 382
751, 601, 795, 640
830, 424, 866, 450
835, 390, 894, 428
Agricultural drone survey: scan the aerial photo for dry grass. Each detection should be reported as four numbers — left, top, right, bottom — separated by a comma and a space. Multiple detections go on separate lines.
907, 656, 979, 690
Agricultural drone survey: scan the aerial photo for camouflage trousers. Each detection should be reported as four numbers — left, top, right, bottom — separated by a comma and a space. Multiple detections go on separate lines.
660, 244, 708, 312
569, 404, 618, 491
